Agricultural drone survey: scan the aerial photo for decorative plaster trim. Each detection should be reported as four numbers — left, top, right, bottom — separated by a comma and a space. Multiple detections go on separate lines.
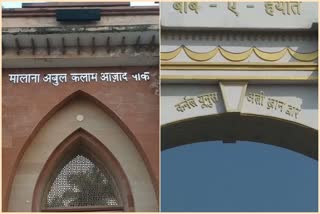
161, 31, 317, 42
219, 82, 248, 112
160, 46, 318, 62
161, 75, 318, 81
161, 62, 318, 71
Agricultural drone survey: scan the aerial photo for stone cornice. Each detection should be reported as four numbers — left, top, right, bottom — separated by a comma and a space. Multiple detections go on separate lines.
2, 6, 159, 17
162, 30, 317, 42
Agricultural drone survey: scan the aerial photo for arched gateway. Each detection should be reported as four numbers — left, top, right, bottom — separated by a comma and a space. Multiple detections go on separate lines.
10, 95, 152, 211
2, 3, 159, 212
162, 97, 317, 159
160, 2, 318, 211
160, 2, 318, 159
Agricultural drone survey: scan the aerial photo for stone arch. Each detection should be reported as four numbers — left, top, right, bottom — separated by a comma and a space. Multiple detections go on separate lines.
8, 91, 158, 211
32, 128, 134, 212
162, 113, 317, 160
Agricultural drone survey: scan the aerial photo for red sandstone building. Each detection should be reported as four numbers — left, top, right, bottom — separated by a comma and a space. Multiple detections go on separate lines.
2, 2, 159, 212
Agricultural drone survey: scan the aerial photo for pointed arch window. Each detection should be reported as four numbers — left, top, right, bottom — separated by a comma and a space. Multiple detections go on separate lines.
33, 129, 134, 212
44, 153, 122, 211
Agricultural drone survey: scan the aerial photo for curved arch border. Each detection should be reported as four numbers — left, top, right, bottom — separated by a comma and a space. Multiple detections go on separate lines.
32, 128, 134, 212
162, 113, 318, 160
4, 90, 157, 211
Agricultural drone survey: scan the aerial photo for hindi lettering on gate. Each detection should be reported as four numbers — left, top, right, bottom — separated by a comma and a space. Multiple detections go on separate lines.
246, 91, 301, 119
8, 71, 151, 86
9, 74, 40, 84
174, 92, 220, 112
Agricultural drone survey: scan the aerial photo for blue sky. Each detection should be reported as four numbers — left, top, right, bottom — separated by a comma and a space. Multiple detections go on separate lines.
2, 2, 22, 8
161, 141, 318, 211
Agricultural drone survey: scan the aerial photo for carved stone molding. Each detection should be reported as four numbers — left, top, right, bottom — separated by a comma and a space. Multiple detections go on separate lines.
162, 31, 317, 42
161, 45, 318, 63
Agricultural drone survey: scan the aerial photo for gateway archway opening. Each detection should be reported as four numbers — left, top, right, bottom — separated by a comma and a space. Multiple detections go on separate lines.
33, 129, 131, 212
161, 113, 318, 211
161, 113, 318, 160
161, 141, 318, 211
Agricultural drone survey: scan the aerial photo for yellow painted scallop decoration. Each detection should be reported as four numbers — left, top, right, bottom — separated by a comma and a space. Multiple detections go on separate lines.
288, 48, 318, 62
218, 47, 253, 62
160, 47, 182, 61
253, 48, 287, 61
183, 46, 219, 62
